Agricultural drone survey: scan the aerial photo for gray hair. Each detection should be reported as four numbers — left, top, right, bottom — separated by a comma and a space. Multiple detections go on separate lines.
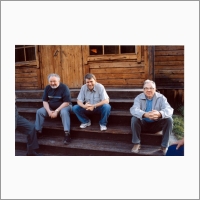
143, 79, 156, 88
84, 73, 96, 81
48, 73, 60, 81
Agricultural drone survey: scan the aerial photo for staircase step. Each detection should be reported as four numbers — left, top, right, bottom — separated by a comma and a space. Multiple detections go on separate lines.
15, 132, 164, 156
15, 89, 143, 99
16, 98, 134, 110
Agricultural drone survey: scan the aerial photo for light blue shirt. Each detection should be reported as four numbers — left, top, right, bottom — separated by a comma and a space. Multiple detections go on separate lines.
77, 82, 109, 104
143, 98, 154, 122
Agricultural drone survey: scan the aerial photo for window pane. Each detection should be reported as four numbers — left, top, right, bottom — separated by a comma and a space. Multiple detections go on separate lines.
25, 47, 36, 61
121, 45, 135, 53
89, 45, 103, 55
104, 45, 119, 54
15, 48, 25, 62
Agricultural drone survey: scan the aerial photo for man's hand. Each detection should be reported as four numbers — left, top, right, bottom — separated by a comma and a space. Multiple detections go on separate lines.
171, 138, 184, 150
85, 102, 94, 111
48, 111, 58, 118
144, 110, 161, 120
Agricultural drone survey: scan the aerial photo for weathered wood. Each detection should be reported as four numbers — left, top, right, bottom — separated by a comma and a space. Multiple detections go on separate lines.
15, 132, 164, 156
95, 73, 145, 79
89, 61, 143, 68
155, 61, 184, 66
15, 77, 38, 82
143, 46, 148, 79
155, 46, 184, 51
155, 55, 184, 62
90, 67, 145, 74
87, 54, 137, 62
137, 45, 141, 63
15, 60, 38, 67
148, 46, 155, 80
61, 45, 84, 88
15, 72, 37, 78
82, 45, 89, 65
155, 50, 184, 56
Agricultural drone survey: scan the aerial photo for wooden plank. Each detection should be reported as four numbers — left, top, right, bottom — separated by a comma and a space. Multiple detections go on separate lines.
15, 132, 164, 156
15, 60, 37, 67
155, 61, 184, 66
87, 54, 137, 62
89, 61, 143, 68
61, 45, 84, 88
98, 79, 144, 86
155, 74, 184, 79
137, 45, 141, 63
155, 55, 184, 62
15, 67, 38, 74
96, 73, 145, 79
155, 65, 184, 70
155, 50, 184, 56
90, 67, 145, 74
15, 82, 38, 87
82, 45, 89, 65
155, 69, 184, 74
15, 77, 38, 82
155, 46, 184, 51
15, 72, 37, 78
143, 46, 148, 79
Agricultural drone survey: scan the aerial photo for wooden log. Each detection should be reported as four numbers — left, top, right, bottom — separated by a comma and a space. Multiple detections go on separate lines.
87, 54, 137, 62
155, 46, 184, 51
89, 61, 143, 68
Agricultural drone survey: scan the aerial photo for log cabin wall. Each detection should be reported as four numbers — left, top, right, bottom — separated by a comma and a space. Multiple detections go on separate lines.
154, 45, 184, 109
15, 46, 41, 89
84, 45, 152, 88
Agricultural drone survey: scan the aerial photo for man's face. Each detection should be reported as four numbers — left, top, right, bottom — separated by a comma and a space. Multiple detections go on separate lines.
49, 76, 60, 89
143, 82, 156, 99
86, 78, 96, 90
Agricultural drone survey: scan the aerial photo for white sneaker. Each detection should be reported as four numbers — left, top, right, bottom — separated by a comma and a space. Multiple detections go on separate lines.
100, 125, 107, 131
80, 120, 91, 128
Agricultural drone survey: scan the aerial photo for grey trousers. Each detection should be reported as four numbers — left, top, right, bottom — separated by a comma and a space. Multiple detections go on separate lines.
16, 106, 39, 152
131, 116, 173, 148
35, 105, 72, 132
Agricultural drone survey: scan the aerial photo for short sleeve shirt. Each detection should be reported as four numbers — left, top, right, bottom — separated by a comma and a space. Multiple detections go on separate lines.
42, 83, 71, 110
77, 83, 109, 104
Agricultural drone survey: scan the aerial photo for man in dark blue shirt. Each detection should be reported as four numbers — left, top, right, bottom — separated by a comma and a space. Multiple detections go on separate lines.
35, 73, 72, 144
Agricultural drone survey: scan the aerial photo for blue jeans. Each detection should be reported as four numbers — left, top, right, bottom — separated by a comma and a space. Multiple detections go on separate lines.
72, 104, 111, 126
35, 105, 72, 132
16, 105, 39, 152
166, 144, 184, 156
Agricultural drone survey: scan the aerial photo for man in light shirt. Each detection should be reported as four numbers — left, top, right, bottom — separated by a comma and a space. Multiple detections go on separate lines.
130, 79, 174, 155
72, 73, 111, 131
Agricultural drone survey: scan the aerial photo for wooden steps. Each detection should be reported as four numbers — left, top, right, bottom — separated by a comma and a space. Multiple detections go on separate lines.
15, 89, 167, 156
15, 132, 164, 156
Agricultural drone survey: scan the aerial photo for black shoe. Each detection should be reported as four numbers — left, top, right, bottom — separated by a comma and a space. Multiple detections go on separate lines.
26, 151, 43, 156
36, 131, 43, 139
63, 135, 71, 145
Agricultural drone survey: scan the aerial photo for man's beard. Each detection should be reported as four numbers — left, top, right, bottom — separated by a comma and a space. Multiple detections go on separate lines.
50, 85, 58, 89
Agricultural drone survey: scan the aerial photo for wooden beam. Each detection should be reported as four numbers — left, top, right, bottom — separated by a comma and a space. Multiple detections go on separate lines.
137, 45, 141, 63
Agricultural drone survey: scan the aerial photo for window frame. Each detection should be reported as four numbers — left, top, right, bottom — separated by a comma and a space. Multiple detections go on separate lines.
15, 45, 39, 68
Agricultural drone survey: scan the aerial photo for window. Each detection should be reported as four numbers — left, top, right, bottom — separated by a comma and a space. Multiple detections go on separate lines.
89, 45, 135, 55
15, 45, 39, 67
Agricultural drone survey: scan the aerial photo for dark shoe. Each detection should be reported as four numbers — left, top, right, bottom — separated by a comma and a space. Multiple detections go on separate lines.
63, 135, 71, 145
26, 151, 43, 156
36, 131, 43, 139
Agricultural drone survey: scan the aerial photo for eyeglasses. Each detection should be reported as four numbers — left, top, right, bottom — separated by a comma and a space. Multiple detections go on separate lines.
144, 87, 154, 90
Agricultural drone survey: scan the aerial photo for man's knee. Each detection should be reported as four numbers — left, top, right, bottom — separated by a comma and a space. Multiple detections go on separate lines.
131, 116, 140, 125
163, 117, 173, 126
72, 105, 80, 113
101, 104, 111, 112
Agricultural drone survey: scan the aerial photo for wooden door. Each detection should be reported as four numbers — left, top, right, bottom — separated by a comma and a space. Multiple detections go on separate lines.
39, 45, 84, 88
